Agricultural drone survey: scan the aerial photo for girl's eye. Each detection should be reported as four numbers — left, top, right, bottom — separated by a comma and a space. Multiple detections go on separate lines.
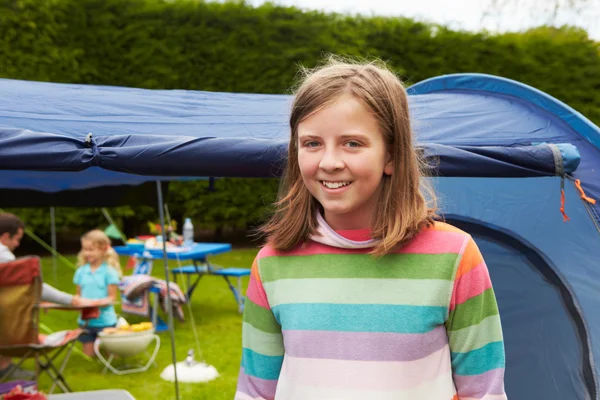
303, 141, 320, 148
346, 141, 362, 148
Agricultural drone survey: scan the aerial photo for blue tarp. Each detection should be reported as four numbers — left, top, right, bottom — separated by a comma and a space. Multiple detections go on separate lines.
0, 75, 594, 189
0, 128, 579, 179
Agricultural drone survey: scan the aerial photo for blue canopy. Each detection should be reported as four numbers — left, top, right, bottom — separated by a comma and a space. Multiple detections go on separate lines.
0, 75, 588, 186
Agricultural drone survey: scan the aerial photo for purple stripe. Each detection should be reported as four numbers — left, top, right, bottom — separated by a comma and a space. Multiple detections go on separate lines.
236, 367, 278, 398
454, 368, 506, 397
282, 325, 448, 361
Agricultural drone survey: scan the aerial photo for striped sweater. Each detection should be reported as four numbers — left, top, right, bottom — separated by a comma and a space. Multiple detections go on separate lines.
236, 216, 507, 400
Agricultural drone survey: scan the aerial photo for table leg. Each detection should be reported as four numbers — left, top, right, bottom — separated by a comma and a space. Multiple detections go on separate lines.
152, 291, 158, 329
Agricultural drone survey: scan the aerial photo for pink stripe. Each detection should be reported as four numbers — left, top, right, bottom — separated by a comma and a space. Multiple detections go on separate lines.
450, 262, 492, 310
258, 242, 369, 257
283, 326, 448, 361
280, 345, 452, 391
246, 270, 270, 309
257, 230, 467, 258
336, 229, 372, 241
397, 230, 466, 254
236, 367, 278, 399
454, 368, 506, 397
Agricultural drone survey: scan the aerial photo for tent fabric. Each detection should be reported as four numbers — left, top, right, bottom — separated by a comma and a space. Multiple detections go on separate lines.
0, 128, 579, 179
0, 168, 181, 193
0, 181, 168, 208
436, 177, 600, 399
455, 227, 588, 399
0, 76, 593, 191
408, 73, 600, 225
408, 73, 600, 150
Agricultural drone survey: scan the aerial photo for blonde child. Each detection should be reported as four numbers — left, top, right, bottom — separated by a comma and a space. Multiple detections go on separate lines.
74, 229, 122, 357
235, 57, 507, 400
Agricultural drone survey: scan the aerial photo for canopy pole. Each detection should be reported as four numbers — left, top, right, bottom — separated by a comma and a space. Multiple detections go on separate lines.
156, 181, 180, 400
50, 207, 57, 284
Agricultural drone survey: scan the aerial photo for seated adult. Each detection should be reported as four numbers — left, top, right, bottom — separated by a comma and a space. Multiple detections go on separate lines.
0, 212, 88, 380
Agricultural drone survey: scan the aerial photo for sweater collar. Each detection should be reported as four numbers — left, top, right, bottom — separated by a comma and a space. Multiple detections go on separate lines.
309, 212, 376, 249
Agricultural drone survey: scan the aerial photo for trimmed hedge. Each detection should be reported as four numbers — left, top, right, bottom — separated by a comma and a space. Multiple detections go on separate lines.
1, 0, 599, 239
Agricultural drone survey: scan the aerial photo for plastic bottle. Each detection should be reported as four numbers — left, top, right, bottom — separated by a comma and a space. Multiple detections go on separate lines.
183, 218, 194, 247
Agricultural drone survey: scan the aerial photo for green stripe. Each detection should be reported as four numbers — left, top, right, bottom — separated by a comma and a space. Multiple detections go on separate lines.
263, 278, 452, 307
447, 288, 499, 331
243, 299, 282, 334
242, 322, 284, 356
259, 253, 458, 282
448, 314, 504, 353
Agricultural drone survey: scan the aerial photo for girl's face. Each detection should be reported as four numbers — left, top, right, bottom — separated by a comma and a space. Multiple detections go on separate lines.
81, 239, 105, 266
297, 94, 393, 230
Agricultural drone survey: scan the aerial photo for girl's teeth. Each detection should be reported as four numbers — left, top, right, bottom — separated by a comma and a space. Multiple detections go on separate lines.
323, 181, 349, 189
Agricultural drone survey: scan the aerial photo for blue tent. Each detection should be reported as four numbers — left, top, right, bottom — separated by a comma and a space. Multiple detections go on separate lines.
0, 74, 599, 399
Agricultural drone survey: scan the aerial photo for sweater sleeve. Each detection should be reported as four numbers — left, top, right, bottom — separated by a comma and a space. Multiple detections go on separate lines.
235, 257, 283, 400
446, 237, 507, 400
41, 283, 74, 305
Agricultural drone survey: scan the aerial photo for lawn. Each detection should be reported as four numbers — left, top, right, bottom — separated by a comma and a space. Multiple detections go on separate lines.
31, 248, 258, 399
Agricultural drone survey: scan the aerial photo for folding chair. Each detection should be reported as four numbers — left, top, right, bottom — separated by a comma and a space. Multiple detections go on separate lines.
0, 257, 83, 394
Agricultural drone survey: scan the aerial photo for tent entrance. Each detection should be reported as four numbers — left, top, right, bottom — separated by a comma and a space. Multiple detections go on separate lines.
447, 216, 597, 400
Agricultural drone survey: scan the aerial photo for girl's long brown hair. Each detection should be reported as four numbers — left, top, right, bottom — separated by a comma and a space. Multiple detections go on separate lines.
259, 56, 437, 256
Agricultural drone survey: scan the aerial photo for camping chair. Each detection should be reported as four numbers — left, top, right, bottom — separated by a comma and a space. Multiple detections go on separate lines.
0, 257, 83, 394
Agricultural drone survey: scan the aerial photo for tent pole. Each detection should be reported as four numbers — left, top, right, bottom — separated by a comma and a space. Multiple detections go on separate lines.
156, 181, 180, 400
50, 207, 57, 284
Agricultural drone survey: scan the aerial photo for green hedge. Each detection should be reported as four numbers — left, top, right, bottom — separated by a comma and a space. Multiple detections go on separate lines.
1, 0, 599, 240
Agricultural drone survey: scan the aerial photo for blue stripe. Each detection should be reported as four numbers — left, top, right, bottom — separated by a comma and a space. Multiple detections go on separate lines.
241, 348, 283, 381
451, 341, 505, 376
271, 303, 446, 333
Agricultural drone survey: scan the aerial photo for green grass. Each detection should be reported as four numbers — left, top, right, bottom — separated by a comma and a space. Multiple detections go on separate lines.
31, 248, 259, 399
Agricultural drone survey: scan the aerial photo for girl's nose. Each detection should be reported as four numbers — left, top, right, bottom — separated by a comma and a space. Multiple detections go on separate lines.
318, 149, 345, 172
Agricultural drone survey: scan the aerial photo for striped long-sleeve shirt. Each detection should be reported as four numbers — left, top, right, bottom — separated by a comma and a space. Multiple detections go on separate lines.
236, 219, 507, 400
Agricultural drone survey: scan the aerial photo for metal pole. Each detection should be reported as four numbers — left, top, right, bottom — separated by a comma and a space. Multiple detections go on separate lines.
50, 207, 57, 284
156, 181, 180, 400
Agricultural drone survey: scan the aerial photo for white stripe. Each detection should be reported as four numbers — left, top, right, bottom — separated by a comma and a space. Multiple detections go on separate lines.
276, 345, 452, 392
234, 391, 258, 400
275, 369, 456, 400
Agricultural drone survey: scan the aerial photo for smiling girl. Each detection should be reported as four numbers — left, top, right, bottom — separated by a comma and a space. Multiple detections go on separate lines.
74, 229, 122, 356
235, 57, 507, 400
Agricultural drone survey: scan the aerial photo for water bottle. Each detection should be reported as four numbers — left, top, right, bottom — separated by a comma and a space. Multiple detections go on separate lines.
183, 218, 194, 247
